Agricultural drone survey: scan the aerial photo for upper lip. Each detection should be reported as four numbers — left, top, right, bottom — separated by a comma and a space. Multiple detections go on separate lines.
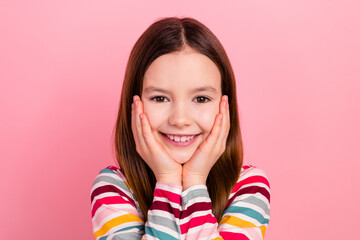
161, 132, 200, 137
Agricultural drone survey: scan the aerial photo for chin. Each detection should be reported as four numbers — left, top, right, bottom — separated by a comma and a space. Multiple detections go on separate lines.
172, 154, 192, 164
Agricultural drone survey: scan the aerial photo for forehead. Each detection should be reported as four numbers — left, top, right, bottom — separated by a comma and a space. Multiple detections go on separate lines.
142, 48, 221, 92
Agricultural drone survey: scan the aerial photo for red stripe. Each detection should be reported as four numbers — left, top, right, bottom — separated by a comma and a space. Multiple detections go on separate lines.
91, 185, 136, 208
226, 185, 271, 209
91, 196, 130, 217
232, 175, 270, 194
107, 165, 120, 171
220, 231, 250, 239
180, 214, 217, 234
181, 202, 212, 219
241, 175, 270, 188
150, 200, 181, 219
242, 165, 252, 170
154, 188, 181, 204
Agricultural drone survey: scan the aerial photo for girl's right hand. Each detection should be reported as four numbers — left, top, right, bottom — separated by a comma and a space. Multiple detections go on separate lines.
131, 95, 182, 186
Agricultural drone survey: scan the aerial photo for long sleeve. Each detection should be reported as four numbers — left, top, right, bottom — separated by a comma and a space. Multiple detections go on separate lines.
179, 166, 271, 240
90, 166, 183, 240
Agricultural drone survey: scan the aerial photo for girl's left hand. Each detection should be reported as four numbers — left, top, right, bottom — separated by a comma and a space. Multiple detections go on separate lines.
182, 95, 230, 190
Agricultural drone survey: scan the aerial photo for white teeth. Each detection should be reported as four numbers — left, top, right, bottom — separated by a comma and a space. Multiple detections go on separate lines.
166, 134, 196, 142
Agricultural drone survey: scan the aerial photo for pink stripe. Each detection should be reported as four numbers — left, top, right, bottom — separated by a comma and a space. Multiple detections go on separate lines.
92, 207, 142, 228
186, 226, 219, 240
245, 227, 263, 239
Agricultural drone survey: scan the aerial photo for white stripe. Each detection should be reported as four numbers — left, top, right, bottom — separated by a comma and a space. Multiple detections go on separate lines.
148, 209, 179, 221
230, 199, 270, 218
185, 222, 217, 236
156, 183, 182, 194
239, 168, 268, 181
199, 233, 221, 240
91, 191, 133, 209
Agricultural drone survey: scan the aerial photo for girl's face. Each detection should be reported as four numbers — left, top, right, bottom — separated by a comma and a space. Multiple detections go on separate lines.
141, 45, 222, 164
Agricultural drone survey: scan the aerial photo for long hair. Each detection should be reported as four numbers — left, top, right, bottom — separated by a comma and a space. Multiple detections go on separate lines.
114, 17, 243, 222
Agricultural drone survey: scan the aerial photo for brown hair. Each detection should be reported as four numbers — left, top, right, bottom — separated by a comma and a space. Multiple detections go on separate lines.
113, 17, 243, 222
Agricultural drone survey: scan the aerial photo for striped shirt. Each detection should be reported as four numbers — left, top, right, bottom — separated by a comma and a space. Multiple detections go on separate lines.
90, 164, 270, 240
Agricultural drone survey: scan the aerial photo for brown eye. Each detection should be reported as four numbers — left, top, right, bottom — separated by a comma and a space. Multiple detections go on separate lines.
150, 96, 168, 102
195, 96, 210, 103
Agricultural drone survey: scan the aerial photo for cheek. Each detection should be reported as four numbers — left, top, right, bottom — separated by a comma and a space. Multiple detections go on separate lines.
193, 105, 219, 133
142, 103, 165, 130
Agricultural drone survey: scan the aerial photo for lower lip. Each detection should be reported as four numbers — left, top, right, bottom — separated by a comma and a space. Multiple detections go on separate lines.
161, 133, 200, 147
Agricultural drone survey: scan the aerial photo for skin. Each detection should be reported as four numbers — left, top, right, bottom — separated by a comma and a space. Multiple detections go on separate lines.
131, 45, 230, 190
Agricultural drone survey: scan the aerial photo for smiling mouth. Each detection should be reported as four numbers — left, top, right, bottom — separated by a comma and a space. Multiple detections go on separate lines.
160, 132, 201, 145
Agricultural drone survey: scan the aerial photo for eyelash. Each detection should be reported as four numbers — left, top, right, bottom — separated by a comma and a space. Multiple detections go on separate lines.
150, 96, 211, 103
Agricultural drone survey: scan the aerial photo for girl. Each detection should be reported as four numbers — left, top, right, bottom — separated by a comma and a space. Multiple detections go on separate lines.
90, 17, 270, 240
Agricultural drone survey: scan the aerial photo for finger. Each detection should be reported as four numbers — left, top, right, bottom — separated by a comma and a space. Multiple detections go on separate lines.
204, 112, 223, 149
217, 95, 230, 145
139, 112, 158, 151
131, 101, 140, 145
133, 96, 147, 150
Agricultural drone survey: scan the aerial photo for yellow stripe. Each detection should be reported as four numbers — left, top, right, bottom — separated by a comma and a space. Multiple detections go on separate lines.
220, 215, 257, 228
260, 225, 266, 238
220, 215, 267, 239
212, 237, 223, 240
94, 213, 143, 238
124, 180, 131, 189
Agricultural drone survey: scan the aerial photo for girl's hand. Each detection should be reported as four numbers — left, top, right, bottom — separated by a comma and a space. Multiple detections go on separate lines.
182, 95, 230, 190
131, 95, 182, 185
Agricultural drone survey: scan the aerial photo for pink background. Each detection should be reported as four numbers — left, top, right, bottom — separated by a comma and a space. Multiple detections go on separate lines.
1, 0, 359, 239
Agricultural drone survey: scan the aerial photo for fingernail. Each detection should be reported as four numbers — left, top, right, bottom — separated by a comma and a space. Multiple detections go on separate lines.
225, 95, 228, 101
140, 113, 143, 120
223, 100, 227, 107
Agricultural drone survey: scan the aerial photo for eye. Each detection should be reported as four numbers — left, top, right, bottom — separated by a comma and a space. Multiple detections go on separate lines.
150, 96, 168, 103
194, 96, 210, 103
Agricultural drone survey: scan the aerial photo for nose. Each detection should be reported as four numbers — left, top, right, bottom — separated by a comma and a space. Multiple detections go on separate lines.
168, 102, 192, 128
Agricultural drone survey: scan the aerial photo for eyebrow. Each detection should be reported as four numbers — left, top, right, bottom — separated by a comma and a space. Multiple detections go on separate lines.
143, 86, 218, 94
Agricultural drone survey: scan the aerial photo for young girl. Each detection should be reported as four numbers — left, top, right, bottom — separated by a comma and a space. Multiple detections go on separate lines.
90, 17, 270, 240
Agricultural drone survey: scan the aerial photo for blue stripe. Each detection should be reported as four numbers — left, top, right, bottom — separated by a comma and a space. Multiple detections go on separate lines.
222, 206, 269, 224
100, 168, 116, 174
145, 226, 180, 240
